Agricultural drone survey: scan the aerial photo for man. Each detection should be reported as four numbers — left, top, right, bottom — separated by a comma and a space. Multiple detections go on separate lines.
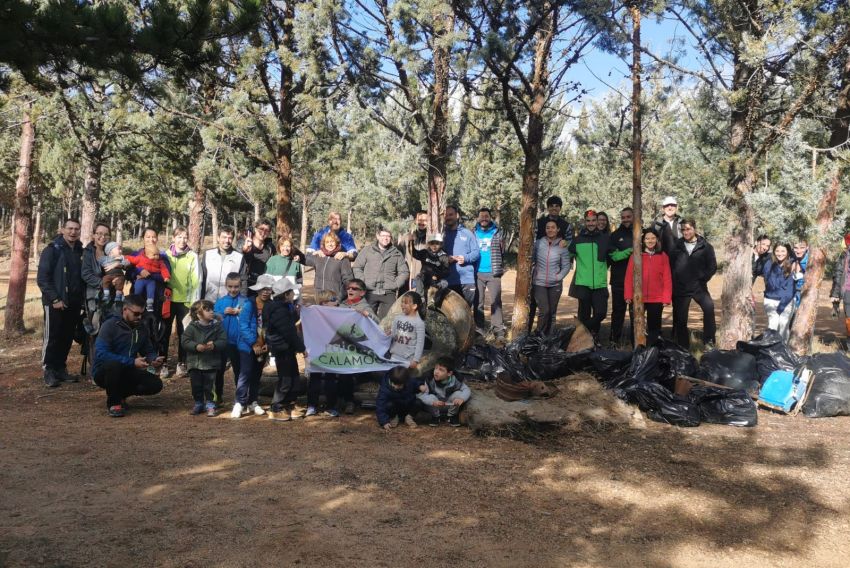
353, 228, 409, 320
237, 219, 276, 291
670, 219, 717, 349
307, 211, 357, 260
442, 205, 480, 306
569, 210, 609, 339
473, 207, 505, 338
536, 195, 573, 241
792, 239, 810, 307
398, 210, 429, 291
92, 295, 165, 417
37, 218, 84, 387
608, 207, 634, 344
201, 226, 245, 302
652, 195, 683, 254
830, 234, 850, 340
752, 235, 772, 283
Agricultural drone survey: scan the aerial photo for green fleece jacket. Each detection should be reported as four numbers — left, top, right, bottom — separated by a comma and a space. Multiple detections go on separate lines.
180, 320, 228, 371
568, 229, 610, 290
166, 246, 201, 305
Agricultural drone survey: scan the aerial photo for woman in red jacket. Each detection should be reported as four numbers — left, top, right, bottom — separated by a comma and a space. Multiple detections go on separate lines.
624, 228, 672, 345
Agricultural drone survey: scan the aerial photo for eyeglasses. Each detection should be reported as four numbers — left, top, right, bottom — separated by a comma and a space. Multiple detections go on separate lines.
94, 231, 110, 237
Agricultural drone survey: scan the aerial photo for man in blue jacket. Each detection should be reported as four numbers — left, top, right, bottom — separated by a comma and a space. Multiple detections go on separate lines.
307, 211, 358, 260
37, 218, 84, 387
92, 295, 164, 417
443, 205, 480, 306
474, 207, 505, 338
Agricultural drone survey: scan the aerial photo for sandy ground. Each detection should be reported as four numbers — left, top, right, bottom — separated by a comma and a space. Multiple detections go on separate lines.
2, 270, 850, 567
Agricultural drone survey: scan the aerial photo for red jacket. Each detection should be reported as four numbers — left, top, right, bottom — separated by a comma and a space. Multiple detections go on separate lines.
624, 251, 672, 304
126, 251, 171, 281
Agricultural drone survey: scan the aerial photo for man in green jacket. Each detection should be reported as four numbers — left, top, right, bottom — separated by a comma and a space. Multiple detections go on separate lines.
569, 210, 610, 339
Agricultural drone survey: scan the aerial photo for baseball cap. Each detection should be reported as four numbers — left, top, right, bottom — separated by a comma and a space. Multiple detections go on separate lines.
427, 233, 443, 243
249, 273, 279, 291
662, 196, 678, 207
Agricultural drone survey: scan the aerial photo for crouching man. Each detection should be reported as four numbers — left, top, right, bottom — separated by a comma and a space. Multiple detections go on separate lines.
92, 294, 164, 417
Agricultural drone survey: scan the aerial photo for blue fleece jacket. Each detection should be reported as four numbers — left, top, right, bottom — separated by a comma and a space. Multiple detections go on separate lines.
237, 297, 258, 353
308, 226, 358, 254
93, 316, 158, 377
443, 225, 480, 285
214, 293, 247, 345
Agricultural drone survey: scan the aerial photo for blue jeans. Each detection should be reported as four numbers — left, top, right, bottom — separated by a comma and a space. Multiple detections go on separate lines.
235, 350, 258, 405
134, 274, 164, 302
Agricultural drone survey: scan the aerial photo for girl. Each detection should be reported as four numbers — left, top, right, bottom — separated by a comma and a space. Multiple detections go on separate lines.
762, 243, 796, 341
127, 228, 171, 312
302, 232, 354, 300
624, 229, 672, 345
265, 279, 306, 421
304, 290, 343, 418
596, 211, 612, 234
388, 291, 426, 370
181, 300, 227, 417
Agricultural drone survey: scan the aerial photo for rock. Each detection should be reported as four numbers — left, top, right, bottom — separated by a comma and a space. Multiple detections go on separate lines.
566, 318, 595, 353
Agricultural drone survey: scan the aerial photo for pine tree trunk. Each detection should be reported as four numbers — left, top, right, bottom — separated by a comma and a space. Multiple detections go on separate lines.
116, 216, 123, 247
300, 192, 309, 252
31, 202, 42, 262
210, 204, 219, 243
80, 156, 102, 246
273, 0, 296, 238
630, 3, 646, 347
188, 168, 206, 252
5, 101, 35, 336
426, 13, 452, 234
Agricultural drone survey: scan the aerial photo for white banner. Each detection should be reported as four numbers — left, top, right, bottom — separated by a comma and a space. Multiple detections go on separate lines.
301, 305, 403, 374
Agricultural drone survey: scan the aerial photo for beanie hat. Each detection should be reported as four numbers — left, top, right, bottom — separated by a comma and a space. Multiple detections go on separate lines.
104, 242, 119, 255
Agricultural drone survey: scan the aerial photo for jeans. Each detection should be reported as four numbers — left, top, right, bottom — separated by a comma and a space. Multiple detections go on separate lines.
215, 345, 242, 403
134, 274, 164, 302
475, 273, 504, 332
93, 361, 163, 407
189, 369, 216, 405
234, 350, 258, 406
533, 284, 563, 335
270, 351, 299, 411
672, 288, 716, 348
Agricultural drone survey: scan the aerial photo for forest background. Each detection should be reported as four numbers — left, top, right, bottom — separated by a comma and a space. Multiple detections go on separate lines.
1, 0, 849, 349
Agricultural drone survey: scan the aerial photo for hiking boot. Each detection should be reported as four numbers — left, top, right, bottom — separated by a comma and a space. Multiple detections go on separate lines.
230, 402, 244, 419
449, 415, 461, 427
290, 405, 306, 419
108, 405, 125, 418
267, 409, 292, 422
57, 369, 79, 383
304, 406, 318, 418
429, 416, 441, 427
43, 369, 61, 388
343, 401, 356, 415
206, 403, 217, 417
175, 363, 188, 378
404, 415, 418, 428
190, 402, 204, 415
248, 401, 266, 416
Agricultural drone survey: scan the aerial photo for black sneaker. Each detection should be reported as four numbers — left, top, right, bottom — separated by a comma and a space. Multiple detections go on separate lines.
43, 369, 61, 388
57, 369, 79, 383
429, 416, 441, 427
449, 415, 461, 427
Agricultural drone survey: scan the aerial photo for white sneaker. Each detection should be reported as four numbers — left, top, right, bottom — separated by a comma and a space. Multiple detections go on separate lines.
175, 363, 188, 377
249, 401, 266, 416
230, 403, 243, 419
159, 367, 171, 379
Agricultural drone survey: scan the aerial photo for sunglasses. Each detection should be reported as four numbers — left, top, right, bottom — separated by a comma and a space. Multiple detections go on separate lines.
347, 287, 363, 292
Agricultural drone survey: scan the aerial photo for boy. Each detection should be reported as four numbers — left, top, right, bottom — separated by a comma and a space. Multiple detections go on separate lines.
342, 278, 378, 322
212, 272, 246, 405
376, 366, 421, 430
412, 233, 452, 306
99, 241, 127, 305
417, 356, 471, 427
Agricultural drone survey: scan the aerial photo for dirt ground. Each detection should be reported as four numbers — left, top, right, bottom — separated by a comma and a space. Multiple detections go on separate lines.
2, 270, 850, 567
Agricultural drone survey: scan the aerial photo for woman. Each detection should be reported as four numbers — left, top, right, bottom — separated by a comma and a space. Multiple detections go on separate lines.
596, 211, 612, 234
624, 228, 672, 345
164, 227, 201, 377
532, 220, 572, 334
762, 243, 796, 341
302, 232, 354, 300
130, 228, 172, 377
265, 236, 306, 302
81, 222, 112, 330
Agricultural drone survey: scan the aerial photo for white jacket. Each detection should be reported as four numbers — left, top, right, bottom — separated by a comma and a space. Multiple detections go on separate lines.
202, 248, 244, 302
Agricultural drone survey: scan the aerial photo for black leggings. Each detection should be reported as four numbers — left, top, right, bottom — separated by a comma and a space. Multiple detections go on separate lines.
577, 287, 609, 335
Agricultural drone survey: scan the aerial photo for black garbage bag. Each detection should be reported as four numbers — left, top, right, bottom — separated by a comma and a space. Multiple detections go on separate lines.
687, 385, 758, 427
624, 381, 701, 427
606, 346, 661, 390
655, 338, 700, 390
588, 349, 633, 383
698, 350, 760, 393
527, 349, 594, 380
736, 330, 802, 382
801, 352, 850, 418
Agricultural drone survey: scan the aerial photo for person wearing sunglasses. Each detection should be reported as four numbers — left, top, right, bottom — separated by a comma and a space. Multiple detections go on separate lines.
92, 294, 165, 417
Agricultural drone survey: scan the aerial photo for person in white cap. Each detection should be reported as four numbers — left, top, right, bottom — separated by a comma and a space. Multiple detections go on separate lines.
412, 232, 453, 306
652, 196, 684, 253
263, 278, 306, 421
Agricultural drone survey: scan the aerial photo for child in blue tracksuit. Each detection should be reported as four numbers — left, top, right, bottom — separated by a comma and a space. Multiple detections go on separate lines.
376, 366, 422, 430
213, 272, 245, 405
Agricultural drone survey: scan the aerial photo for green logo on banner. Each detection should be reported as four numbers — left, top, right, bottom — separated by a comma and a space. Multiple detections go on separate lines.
316, 322, 387, 369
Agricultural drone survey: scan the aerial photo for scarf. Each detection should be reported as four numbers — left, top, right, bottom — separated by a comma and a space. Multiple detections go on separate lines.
321, 241, 341, 257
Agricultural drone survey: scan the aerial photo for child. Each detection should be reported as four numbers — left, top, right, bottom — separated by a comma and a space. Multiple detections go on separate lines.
624, 228, 672, 346
342, 278, 378, 322
99, 241, 127, 304
181, 300, 227, 416
230, 273, 275, 419
388, 291, 426, 369
127, 242, 171, 312
412, 233, 452, 305
417, 356, 471, 427
264, 278, 306, 421
213, 272, 246, 406
376, 366, 421, 429
305, 290, 343, 417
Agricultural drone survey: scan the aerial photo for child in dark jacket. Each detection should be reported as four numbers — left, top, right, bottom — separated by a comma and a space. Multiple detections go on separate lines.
412, 233, 452, 305
181, 300, 228, 416
264, 279, 306, 422
376, 366, 422, 429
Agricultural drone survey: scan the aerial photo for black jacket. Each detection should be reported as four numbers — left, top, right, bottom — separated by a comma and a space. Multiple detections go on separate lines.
670, 236, 717, 297
37, 235, 84, 306
608, 224, 634, 286
831, 248, 850, 299
412, 248, 451, 284
752, 251, 770, 284
652, 215, 683, 255
263, 298, 304, 354
375, 373, 422, 426
536, 215, 573, 242
237, 237, 276, 289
